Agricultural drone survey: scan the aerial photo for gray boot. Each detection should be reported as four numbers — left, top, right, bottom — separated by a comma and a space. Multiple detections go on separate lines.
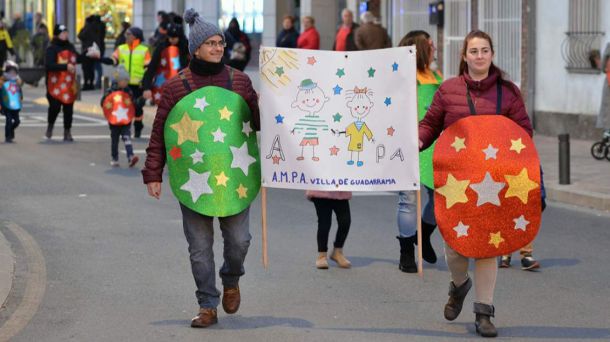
63, 128, 73, 142
444, 277, 472, 321
474, 302, 497, 338
45, 126, 53, 139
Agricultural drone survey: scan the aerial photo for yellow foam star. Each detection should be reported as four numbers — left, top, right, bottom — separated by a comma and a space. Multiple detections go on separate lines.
435, 173, 470, 208
57, 56, 68, 64
219, 106, 233, 121
451, 136, 466, 152
505, 168, 538, 204
170, 113, 204, 145
104, 101, 113, 109
113, 94, 123, 103
489, 231, 505, 248
236, 184, 248, 198
510, 138, 526, 154
215, 171, 230, 187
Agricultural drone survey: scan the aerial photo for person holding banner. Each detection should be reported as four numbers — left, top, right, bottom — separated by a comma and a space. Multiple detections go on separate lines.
395, 30, 443, 273
419, 30, 533, 338
142, 8, 260, 328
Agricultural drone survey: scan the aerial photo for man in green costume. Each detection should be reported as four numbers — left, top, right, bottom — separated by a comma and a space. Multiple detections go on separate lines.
142, 8, 260, 328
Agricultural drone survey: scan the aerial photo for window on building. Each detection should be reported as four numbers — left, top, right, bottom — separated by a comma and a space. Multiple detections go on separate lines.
443, 0, 471, 78
562, 0, 603, 73
479, 0, 521, 86
219, 0, 264, 34
76, 0, 133, 39
390, 0, 438, 48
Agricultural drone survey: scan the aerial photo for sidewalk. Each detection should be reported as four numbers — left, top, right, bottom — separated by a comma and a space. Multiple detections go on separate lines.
25, 68, 610, 212
0, 228, 15, 312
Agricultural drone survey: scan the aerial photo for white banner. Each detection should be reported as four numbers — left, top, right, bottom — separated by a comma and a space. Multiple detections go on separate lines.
259, 47, 419, 191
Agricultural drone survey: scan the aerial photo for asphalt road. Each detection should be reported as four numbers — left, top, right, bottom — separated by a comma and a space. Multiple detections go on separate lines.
1, 100, 610, 341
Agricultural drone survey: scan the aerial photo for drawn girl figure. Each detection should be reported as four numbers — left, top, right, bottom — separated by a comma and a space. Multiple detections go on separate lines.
343, 86, 374, 167
291, 79, 330, 161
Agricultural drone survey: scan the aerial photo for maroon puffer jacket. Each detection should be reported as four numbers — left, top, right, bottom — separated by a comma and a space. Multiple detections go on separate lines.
141, 65, 260, 184
419, 65, 532, 150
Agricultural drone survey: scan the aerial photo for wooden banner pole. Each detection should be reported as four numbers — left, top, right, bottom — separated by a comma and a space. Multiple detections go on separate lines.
417, 189, 423, 276
261, 187, 269, 269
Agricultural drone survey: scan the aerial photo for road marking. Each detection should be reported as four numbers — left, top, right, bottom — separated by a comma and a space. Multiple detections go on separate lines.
40, 134, 150, 141
122, 149, 146, 154
0, 222, 47, 342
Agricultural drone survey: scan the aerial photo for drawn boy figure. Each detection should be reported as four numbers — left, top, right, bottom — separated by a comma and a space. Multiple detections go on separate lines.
343, 86, 374, 167
291, 79, 330, 161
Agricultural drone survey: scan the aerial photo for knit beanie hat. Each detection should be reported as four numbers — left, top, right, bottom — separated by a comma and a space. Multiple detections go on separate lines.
113, 65, 130, 83
127, 27, 144, 41
53, 24, 68, 36
183, 8, 224, 55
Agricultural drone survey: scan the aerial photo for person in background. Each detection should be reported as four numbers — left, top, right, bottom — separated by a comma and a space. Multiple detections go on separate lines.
114, 21, 131, 50
276, 15, 299, 48
297, 16, 320, 50
395, 30, 442, 273
78, 15, 98, 90
31, 23, 49, 67
223, 18, 251, 71
93, 15, 106, 89
149, 10, 169, 47
0, 21, 16, 68
0, 60, 23, 143
354, 11, 391, 51
332, 9, 359, 51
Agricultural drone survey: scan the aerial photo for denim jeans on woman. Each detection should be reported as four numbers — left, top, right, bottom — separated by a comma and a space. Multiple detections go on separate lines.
397, 186, 436, 238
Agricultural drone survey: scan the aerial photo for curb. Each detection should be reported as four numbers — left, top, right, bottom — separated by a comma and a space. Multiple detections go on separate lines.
32, 97, 157, 125
0, 228, 15, 311
545, 185, 610, 212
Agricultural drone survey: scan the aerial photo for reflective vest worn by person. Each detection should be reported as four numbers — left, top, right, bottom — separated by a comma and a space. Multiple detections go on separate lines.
113, 41, 151, 86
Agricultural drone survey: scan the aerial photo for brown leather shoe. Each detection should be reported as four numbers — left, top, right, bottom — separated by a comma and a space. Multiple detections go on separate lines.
191, 308, 218, 328
222, 286, 241, 314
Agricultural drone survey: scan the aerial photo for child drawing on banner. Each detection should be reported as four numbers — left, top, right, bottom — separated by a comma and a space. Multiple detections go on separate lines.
291, 79, 330, 161
336, 86, 374, 167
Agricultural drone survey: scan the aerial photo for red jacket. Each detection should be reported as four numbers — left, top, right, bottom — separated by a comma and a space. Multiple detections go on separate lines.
141, 65, 260, 184
297, 27, 320, 50
419, 65, 532, 149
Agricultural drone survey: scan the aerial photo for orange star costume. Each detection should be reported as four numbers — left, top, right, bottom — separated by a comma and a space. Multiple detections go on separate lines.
102, 90, 136, 125
47, 50, 78, 104
433, 115, 541, 258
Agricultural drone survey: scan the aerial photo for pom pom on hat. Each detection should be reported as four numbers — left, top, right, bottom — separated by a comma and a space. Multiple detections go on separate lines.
182, 8, 225, 56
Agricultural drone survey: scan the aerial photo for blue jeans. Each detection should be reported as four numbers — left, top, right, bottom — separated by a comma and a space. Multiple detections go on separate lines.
397, 186, 436, 238
180, 204, 252, 309
3, 109, 20, 140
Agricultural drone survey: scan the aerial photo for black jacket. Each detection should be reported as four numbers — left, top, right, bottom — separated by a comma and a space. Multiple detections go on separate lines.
276, 28, 299, 48
45, 39, 84, 73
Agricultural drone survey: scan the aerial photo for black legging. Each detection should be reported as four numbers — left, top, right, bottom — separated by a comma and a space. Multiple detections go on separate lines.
81, 57, 95, 88
312, 198, 351, 252
47, 93, 73, 129
129, 85, 144, 135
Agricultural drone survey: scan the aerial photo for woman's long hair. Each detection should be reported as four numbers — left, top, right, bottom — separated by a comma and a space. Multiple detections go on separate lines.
398, 30, 431, 72
458, 30, 509, 81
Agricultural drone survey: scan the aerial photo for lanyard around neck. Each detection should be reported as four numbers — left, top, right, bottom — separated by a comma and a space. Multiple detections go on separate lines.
466, 79, 503, 115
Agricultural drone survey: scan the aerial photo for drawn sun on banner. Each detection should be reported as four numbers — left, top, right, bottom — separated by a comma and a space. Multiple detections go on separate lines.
259, 47, 419, 191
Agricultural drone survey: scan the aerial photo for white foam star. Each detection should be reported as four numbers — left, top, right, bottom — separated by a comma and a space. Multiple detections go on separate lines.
211, 127, 226, 143
180, 169, 213, 203
50, 76, 58, 83
513, 215, 530, 231
194, 97, 210, 112
482, 144, 499, 160
112, 105, 130, 122
242, 121, 253, 136
65, 75, 72, 82
154, 92, 162, 100
230, 142, 256, 176
190, 149, 205, 164
469, 172, 506, 206
453, 221, 470, 237
160, 59, 167, 66
53, 88, 60, 95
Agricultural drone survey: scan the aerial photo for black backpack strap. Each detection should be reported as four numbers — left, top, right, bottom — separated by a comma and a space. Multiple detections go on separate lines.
178, 70, 192, 93
496, 79, 503, 115
226, 67, 234, 90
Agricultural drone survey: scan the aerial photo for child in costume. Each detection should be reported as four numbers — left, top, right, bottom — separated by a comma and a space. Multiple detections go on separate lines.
1, 61, 23, 143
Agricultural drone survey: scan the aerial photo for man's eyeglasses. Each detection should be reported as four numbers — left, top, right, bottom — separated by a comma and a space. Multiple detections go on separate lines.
203, 40, 227, 48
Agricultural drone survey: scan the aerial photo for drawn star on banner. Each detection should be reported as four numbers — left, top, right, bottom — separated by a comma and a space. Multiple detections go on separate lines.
333, 85, 343, 95
329, 145, 340, 156
336, 68, 345, 78
333, 113, 342, 122
436, 173, 470, 208
211, 127, 227, 143
307, 56, 317, 65
384, 97, 392, 106
112, 105, 130, 122
453, 221, 470, 237
275, 66, 284, 77
367, 67, 376, 77
451, 136, 466, 152
215, 171, 230, 187
482, 144, 499, 160
171, 113, 204, 145
505, 168, 538, 204
181, 169, 213, 202
194, 97, 210, 112
392, 62, 399, 71
387, 126, 395, 136
272, 155, 281, 164
219, 106, 233, 121
230, 142, 257, 176
236, 184, 248, 199
469, 172, 506, 206
513, 215, 530, 231
489, 231, 505, 248
242, 121, 253, 136
190, 149, 205, 164
275, 114, 284, 124
510, 138, 526, 154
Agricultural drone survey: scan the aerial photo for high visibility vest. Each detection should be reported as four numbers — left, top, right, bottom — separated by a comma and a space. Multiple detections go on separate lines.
118, 44, 148, 85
